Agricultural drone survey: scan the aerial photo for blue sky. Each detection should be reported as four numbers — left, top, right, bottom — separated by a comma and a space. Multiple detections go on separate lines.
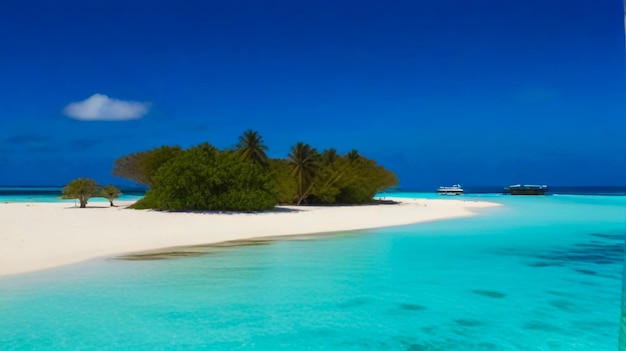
0, 0, 625, 188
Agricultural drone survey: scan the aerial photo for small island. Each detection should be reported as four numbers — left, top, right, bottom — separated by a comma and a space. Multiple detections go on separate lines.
110, 130, 399, 211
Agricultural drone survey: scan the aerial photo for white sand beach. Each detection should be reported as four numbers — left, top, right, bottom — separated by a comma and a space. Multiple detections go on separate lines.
0, 198, 499, 276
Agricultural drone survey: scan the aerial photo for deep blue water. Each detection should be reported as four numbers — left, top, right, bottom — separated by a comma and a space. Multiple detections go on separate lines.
2, 185, 624, 202
0, 192, 624, 350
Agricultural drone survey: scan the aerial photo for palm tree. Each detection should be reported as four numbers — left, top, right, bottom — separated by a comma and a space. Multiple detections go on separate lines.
288, 142, 319, 205
346, 149, 361, 162
320, 148, 338, 166
236, 130, 269, 167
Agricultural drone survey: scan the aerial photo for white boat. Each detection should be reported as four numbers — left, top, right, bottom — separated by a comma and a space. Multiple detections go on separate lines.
437, 184, 464, 195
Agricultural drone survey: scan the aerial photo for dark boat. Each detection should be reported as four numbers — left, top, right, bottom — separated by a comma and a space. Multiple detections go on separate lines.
503, 184, 548, 195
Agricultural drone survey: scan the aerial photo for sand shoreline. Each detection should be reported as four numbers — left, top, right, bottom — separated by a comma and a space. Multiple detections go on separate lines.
0, 197, 500, 277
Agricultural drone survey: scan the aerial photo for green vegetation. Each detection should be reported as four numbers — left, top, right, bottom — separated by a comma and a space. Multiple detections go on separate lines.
113, 130, 398, 212
112, 146, 182, 187
101, 185, 122, 206
267, 158, 297, 204
61, 179, 124, 208
237, 129, 269, 168
62, 178, 99, 208
133, 143, 276, 211
288, 142, 320, 205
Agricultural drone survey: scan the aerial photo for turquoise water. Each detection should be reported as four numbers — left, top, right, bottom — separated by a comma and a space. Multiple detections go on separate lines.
0, 194, 143, 203
0, 194, 624, 350
0, 186, 145, 203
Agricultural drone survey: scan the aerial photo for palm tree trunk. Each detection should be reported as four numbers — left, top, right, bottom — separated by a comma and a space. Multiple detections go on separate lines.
296, 183, 315, 205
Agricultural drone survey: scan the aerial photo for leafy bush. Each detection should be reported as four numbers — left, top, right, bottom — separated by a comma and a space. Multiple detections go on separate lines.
334, 156, 398, 204
267, 159, 297, 204
138, 143, 276, 211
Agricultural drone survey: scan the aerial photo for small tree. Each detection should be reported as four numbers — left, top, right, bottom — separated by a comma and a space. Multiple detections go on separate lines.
62, 178, 99, 208
112, 145, 182, 187
101, 185, 122, 207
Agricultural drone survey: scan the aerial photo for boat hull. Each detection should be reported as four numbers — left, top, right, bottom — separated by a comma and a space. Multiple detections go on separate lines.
437, 184, 464, 195
503, 186, 548, 195
437, 190, 464, 195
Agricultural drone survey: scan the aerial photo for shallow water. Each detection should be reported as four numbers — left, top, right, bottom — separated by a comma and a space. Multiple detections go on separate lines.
0, 186, 144, 203
0, 194, 624, 350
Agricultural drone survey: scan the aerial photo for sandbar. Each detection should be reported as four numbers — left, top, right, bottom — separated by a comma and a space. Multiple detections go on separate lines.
0, 198, 500, 276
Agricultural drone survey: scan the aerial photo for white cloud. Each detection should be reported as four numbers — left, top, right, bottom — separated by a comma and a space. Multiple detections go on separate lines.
63, 94, 150, 121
